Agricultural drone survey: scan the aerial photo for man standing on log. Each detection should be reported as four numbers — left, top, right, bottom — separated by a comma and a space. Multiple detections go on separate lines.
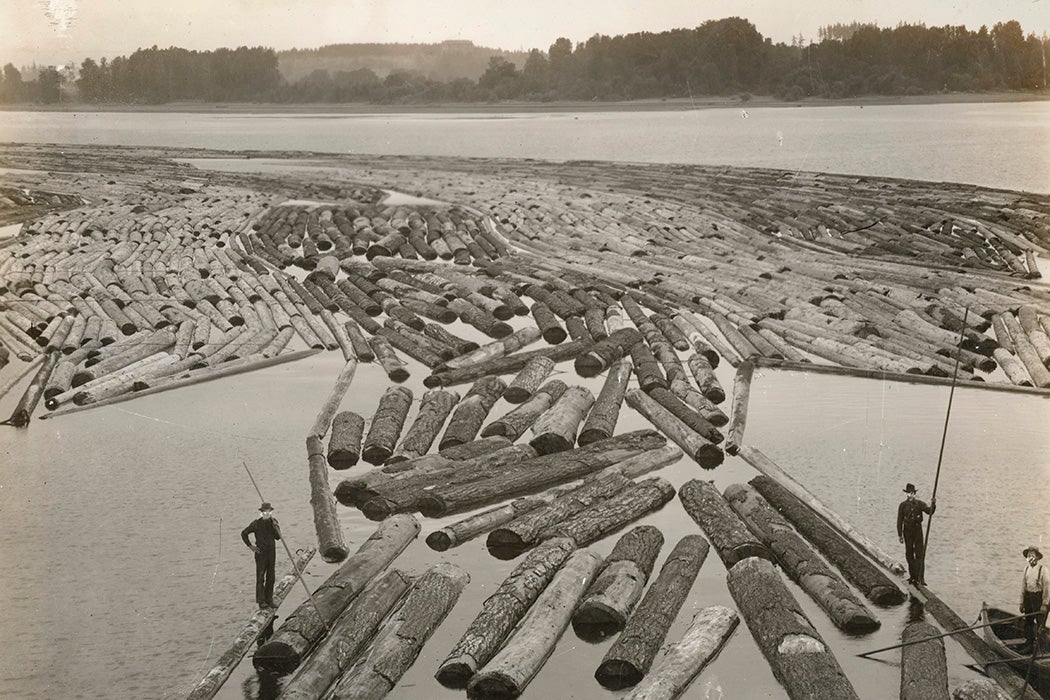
1019, 545, 1049, 654
897, 483, 935, 586
242, 503, 281, 609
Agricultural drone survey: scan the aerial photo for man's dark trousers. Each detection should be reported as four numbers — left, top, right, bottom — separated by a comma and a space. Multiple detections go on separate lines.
255, 548, 276, 606
903, 526, 925, 584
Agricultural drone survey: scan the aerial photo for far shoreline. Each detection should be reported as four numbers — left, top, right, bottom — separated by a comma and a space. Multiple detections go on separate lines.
1, 90, 1047, 115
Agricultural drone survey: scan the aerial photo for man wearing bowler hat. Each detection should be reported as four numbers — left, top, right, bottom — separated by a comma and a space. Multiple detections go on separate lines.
241, 502, 282, 609
897, 483, 936, 586
1020, 545, 1049, 653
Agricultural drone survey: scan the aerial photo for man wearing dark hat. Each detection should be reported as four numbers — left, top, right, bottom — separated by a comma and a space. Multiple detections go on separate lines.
241, 503, 282, 609
897, 483, 936, 586
1020, 545, 1049, 653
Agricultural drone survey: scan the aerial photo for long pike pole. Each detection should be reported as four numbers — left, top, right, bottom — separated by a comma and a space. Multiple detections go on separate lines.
924, 306, 970, 554
857, 611, 1032, 658
242, 461, 330, 633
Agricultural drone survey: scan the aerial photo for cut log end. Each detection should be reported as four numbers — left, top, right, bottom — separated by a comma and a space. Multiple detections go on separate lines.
327, 451, 359, 469
467, 671, 520, 700
435, 658, 474, 689
360, 446, 393, 466
425, 530, 453, 551
360, 498, 395, 522
320, 543, 349, 563
871, 585, 909, 607
416, 494, 445, 518
572, 601, 625, 641
387, 368, 411, 383
528, 434, 575, 456
576, 428, 611, 447
422, 374, 445, 388
594, 659, 643, 690
542, 328, 567, 345
251, 642, 299, 674
694, 444, 726, 469
503, 388, 533, 404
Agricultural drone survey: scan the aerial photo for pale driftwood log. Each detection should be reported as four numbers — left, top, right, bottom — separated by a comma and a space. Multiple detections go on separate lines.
184, 548, 315, 700
901, 621, 949, 700
595, 535, 710, 690
327, 411, 365, 469
306, 435, 349, 562
679, 479, 770, 568
725, 359, 755, 455
621, 605, 739, 700
572, 526, 664, 639
481, 379, 566, 440
423, 339, 591, 388
436, 538, 577, 688
253, 514, 420, 673
529, 385, 595, 454
993, 347, 1033, 386
724, 483, 879, 634
360, 385, 413, 465
727, 557, 860, 700
467, 549, 603, 700
309, 359, 359, 439
388, 388, 459, 462
328, 562, 469, 700
439, 375, 507, 449
368, 334, 410, 383
626, 389, 724, 468
750, 475, 905, 605
440, 326, 541, 370
540, 477, 675, 548
503, 356, 554, 404
578, 358, 631, 445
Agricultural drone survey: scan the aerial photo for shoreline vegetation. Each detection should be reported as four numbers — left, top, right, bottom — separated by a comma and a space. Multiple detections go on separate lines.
2, 90, 1048, 115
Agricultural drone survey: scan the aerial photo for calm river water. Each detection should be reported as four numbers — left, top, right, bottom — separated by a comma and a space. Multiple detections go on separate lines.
0, 102, 1048, 700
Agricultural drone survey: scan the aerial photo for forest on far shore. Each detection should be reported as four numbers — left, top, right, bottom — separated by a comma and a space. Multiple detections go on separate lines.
2, 18, 1047, 105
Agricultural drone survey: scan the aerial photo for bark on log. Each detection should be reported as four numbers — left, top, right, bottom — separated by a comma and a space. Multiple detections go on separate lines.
595, 535, 710, 689
529, 385, 595, 455
360, 385, 413, 465
620, 605, 739, 700
388, 388, 458, 462
951, 679, 1012, 700
3, 350, 58, 426
328, 562, 469, 700
631, 341, 668, 392
423, 339, 591, 388
724, 483, 880, 634
253, 514, 420, 674
424, 323, 480, 356
450, 297, 514, 339
306, 435, 350, 562
540, 477, 676, 548
687, 353, 725, 404
344, 320, 375, 362
309, 359, 358, 439
438, 375, 506, 450
368, 334, 409, 383
481, 379, 567, 440
531, 301, 567, 344
440, 326, 542, 371
678, 479, 771, 567
626, 389, 724, 468
574, 327, 643, 377
466, 549, 604, 700
727, 557, 860, 700
668, 377, 729, 427
725, 359, 755, 455
644, 386, 723, 445
426, 497, 549, 552
900, 621, 949, 700
503, 356, 555, 404
327, 411, 365, 469
436, 538, 577, 688
578, 358, 632, 446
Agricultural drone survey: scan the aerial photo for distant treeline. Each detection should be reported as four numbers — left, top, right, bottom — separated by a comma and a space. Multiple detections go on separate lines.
1, 18, 1046, 105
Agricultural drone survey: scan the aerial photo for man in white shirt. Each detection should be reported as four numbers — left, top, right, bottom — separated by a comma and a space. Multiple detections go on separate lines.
1020, 545, 1050, 654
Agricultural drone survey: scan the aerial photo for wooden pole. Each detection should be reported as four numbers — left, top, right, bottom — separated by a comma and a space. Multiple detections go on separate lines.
725, 359, 755, 455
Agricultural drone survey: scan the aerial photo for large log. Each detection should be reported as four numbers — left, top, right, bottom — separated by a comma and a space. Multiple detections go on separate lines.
252, 514, 420, 673
574, 327, 643, 377
388, 388, 458, 462
480, 379, 566, 440
578, 358, 632, 445
368, 334, 410, 383
2, 350, 59, 426
727, 557, 860, 700
328, 562, 469, 700
184, 548, 315, 700
423, 338, 591, 388
540, 477, 676, 547
900, 621, 949, 700
503, 355, 554, 404
668, 377, 729, 426
723, 483, 879, 634
595, 535, 710, 689
435, 538, 577, 688
327, 411, 365, 469
426, 496, 550, 552
466, 549, 604, 700
439, 375, 506, 449
620, 605, 739, 700
531, 301, 567, 344
360, 385, 413, 465
630, 341, 668, 392
626, 389, 724, 468
644, 386, 723, 444
529, 385, 595, 455
309, 359, 359, 438
750, 475, 905, 605
306, 435, 350, 562
572, 525, 664, 639
678, 479, 771, 567
439, 326, 541, 370
952, 679, 1013, 700
725, 359, 755, 454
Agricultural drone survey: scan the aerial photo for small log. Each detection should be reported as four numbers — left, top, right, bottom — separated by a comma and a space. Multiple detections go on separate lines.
565, 315, 591, 341
668, 377, 729, 426
621, 605, 739, 700
426, 497, 549, 552
574, 327, 643, 377
572, 526, 664, 639
253, 514, 420, 674
343, 320, 374, 362
481, 379, 567, 440
309, 359, 358, 438
360, 385, 413, 465
595, 535, 710, 690
531, 301, 567, 344
529, 385, 595, 455
440, 326, 541, 370
678, 479, 770, 567
306, 435, 350, 562
389, 388, 459, 462
626, 389, 724, 468
687, 353, 725, 403
327, 411, 365, 469
438, 375, 506, 450
503, 356, 555, 404
368, 334, 409, 383
900, 621, 949, 700
436, 538, 577, 688
541, 477, 675, 547
423, 338, 591, 388
424, 322, 479, 355
727, 557, 860, 700
644, 386, 723, 444
578, 358, 632, 446
725, 359, 755, 455
671, 313, 721, 366
328, 562, 469, 700
43, 359, 76, 401
3, 351, 59, 426
449, 297, 514, 338
630, 341, 668, 392
466, 549, 604, 700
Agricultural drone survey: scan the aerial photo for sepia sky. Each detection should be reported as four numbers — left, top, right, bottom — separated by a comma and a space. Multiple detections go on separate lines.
2, 0, 1048, 67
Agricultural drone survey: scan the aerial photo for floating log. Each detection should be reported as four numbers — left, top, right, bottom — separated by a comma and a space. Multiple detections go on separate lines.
327, 562, 469, 700
436, 538, 577, 688
480, 379, 567, 440
630, 341, 668, 392
0, 355, 43, 402
686, 353, 725, 403
438, 375, 506, 450
253, 514, 420, 674
578, 358, 632, 445
671, 313, 722, 367
426, 496, 550, 552
3, 351, 59, 426
951, 678, 1014, 700
529, 385, 595, 455
531, 301, 567, 344
900, 621, 949, 700
644, 386, 723, 445
440, 326, 541, 371
574, 327, 643, 378
343, 320, 374, 362
668, 377, 729, 426
306, 435, 350, 562
595, 535, 710, 690
424, 323, 480, 355
541, 477, 675, 547
309, 359, 359, 439
750, 475, 905, 605
368, 334, 409, 383
572, 525, 664, 639
724, 483, 879, 634
466, 549, 604, 700
726, 557, 860, 700
503, 356, 555, 404
450, 297, 514, 338
621, 605, 739, 700
184, 547, 315, 700
725, 359, 755, 455
679, 479, 771, 567
360, 385, 413, 465
423, 338, 591, 388
626, 389, 724, 468
388, 388, 458, 462
327, 411, 365, 469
